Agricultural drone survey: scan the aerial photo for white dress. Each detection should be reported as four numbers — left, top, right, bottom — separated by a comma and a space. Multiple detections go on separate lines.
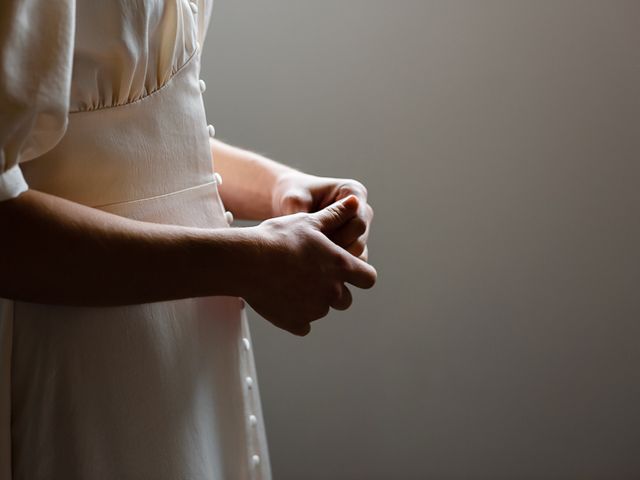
0, 1, 271, 478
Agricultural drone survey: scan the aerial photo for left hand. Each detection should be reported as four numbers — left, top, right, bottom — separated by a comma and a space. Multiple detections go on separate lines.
271, 171, 373, 261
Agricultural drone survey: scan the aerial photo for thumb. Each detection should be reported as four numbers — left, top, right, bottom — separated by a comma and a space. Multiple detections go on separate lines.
312, 195, 359, 232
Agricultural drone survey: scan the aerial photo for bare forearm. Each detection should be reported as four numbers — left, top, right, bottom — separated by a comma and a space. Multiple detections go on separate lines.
210, 138, 295, 220
0, 189, 254, 306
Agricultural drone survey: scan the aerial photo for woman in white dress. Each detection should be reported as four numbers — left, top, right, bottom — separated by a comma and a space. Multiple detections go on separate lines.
0, 0, 375, 479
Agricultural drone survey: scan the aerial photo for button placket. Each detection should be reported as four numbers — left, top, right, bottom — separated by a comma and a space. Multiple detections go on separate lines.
239, 319, 263, 476
190, 4, 263, 469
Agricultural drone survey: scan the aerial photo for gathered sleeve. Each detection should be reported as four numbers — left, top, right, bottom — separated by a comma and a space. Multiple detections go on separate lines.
0, 0, 75, 201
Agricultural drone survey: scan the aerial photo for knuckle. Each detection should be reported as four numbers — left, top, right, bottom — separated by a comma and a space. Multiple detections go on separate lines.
334, 201, 348, 214
308, 213, 323, 229
341, 180, 367, 197
283, 192, 303, 203
320, 207, 341, 226
283, 193, 310, 211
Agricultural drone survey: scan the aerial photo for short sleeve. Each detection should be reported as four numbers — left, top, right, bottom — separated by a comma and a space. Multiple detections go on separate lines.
0, 0, 75, 201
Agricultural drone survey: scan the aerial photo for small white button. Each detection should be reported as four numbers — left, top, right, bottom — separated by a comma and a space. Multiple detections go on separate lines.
199, 79, 206, 93
251, 454, 261, 467
245, 376, 254, 389
225, 211, 234, 224
196, 41, 201, 50
190, 1, 198, 14
242, 337, 251, 351
207, 124, 216, 138
213, 172, 223, 185
249, 414, 257, 427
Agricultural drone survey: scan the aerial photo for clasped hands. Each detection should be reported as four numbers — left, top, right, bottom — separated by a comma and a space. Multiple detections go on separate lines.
243, 171, 376, 336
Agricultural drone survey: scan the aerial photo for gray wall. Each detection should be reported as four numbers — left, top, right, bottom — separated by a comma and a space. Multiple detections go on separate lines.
201, 1, 640, 479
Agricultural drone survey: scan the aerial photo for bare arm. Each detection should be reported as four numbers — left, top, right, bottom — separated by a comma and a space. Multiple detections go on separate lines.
211, 138, 295, 220
0, 190, 375, 334
0, 189, 252, 306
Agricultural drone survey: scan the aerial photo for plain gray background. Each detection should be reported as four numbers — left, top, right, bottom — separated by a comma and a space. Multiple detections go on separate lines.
201, 1, 640, 479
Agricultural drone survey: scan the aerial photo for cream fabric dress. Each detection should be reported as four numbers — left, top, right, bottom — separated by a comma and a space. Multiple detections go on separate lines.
0, 1, 271, 478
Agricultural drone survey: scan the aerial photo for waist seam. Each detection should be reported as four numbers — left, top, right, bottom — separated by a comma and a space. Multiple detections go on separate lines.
91, 179, 216, 209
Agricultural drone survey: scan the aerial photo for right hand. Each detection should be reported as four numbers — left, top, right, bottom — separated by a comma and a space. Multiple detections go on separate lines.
244, 195, 377, 336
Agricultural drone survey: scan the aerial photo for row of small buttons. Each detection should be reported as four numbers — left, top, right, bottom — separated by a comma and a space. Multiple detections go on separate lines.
204, 120, 233, 224
242, 335, 261, 468
191, 1, 232, 226
192, 5, 255, 467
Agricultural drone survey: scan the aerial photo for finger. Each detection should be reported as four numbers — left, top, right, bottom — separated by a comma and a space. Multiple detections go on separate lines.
340, 254, 377, 289
291, 323, 311, 337
330, 284, 353, 311
335, 181, 368, 205
311, 195, 359, 232
346, 238, 366, 258
312, 303, 332, 322
331, 202, 372, 251
329, 215, 368, 249
357, 245, 369, 262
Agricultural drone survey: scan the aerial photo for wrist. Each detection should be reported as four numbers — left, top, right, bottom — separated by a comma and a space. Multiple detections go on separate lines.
192, 226, 265, 299
241, 150, 298, 218
270, 169, 311, 217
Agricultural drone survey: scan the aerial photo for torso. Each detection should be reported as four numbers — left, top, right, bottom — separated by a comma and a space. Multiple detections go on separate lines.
0, 2, 271, 478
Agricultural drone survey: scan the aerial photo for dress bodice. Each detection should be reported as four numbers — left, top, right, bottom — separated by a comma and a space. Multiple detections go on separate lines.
0, 0, 212, 200
71, 0, 209, 112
